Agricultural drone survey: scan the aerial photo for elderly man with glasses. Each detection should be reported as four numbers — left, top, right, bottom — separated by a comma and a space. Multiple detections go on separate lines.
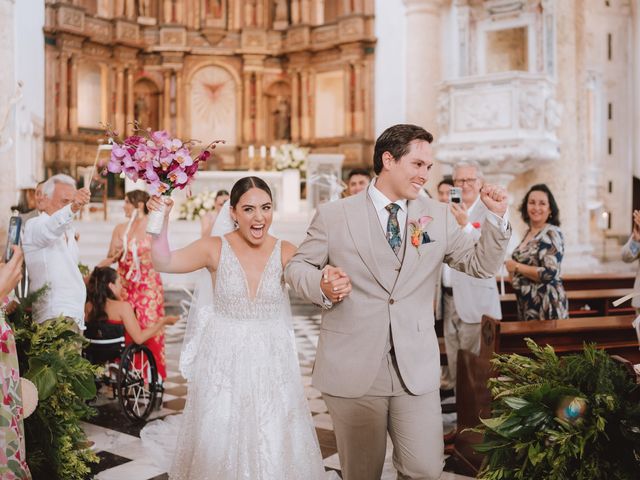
439, 161, 502, 393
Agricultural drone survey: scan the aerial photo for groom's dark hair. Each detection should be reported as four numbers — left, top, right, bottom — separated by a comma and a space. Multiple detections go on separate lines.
373, 124, 433, 175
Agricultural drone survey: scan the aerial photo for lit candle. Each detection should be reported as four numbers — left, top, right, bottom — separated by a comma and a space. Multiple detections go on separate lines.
248, 145, 255, 158
260, 145, 267, 158
599, 211, 610, 230
270, 145, 276, 157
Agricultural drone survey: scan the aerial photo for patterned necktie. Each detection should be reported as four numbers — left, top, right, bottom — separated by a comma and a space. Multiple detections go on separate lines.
385, 203, 402, 255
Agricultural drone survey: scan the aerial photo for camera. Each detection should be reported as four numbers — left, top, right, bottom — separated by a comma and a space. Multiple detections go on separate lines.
4, 216, 22, 262
449, 187, 462, 204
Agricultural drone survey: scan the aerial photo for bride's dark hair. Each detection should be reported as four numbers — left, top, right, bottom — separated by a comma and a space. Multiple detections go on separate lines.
230, 176, 273, 207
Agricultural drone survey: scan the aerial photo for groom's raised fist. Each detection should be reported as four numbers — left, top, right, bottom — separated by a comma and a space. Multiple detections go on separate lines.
321, 265, 352, 304
480, 184, 508, 217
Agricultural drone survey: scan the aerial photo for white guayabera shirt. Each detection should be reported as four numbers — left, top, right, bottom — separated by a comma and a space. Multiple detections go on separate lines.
22, 204, 86, 330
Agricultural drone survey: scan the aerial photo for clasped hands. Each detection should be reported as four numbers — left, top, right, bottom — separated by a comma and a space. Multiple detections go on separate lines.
321, 265, 352, 303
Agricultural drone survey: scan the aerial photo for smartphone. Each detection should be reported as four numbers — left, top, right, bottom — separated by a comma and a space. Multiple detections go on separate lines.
449, 187, 462, 204
4, 216, 22, 262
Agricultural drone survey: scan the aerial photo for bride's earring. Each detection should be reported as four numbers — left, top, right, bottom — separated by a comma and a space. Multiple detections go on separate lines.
233, 219, 238, 229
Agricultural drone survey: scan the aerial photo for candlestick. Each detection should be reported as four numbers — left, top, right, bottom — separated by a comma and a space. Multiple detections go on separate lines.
248, 144, 255, 158
260, 145, 267, 158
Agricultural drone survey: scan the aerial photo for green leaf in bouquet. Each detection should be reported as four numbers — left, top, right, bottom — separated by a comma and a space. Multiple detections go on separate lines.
25, 357, 58, 400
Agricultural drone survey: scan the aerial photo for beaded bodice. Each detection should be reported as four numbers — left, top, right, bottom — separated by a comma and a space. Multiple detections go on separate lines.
213, 238, 286, 320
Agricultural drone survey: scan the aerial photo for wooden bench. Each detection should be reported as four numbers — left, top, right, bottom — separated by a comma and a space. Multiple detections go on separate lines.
450, 314, 640, 475
500, 288, 635, 320
496, 272, 635, 294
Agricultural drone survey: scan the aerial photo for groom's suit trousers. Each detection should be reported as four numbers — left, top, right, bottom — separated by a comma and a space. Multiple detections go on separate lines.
323, 351, 445, 480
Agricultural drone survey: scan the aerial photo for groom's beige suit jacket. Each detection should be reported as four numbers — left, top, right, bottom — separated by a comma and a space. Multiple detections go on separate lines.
285, 190, 511, 398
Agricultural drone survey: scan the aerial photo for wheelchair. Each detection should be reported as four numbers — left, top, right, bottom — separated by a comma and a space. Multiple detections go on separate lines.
84, 336, 163, 422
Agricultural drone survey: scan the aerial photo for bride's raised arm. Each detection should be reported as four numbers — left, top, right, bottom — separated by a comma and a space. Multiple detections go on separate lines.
148, 196, 218, 273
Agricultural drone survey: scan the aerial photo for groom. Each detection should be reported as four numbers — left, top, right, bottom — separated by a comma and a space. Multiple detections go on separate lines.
285, 124, 511, 480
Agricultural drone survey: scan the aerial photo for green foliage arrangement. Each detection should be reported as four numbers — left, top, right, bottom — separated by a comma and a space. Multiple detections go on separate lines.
473, 339, 640, 480
9, 288, 101, 480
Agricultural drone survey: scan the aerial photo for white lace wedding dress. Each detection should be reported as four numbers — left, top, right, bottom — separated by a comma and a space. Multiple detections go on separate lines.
141, 238, 328, 479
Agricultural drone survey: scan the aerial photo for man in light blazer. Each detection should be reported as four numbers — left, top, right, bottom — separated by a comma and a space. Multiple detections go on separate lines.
439, 162, 502, 391
285, 124, 511, 480
622, 209, 640, 314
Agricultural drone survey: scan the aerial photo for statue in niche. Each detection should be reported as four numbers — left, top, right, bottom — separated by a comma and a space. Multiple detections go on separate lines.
206, 0, 224, 19
137, 0, 152, 17
272, 96, 291, 141
274, 0, 288, 21
244, 0, 256, 27
134, 94, 151, 128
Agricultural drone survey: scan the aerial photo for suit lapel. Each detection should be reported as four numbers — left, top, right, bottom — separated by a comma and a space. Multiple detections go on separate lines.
344, 193, 393, 294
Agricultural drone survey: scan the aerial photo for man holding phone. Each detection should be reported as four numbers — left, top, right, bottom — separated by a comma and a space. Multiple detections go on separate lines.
441, 162, 502, 392
22, 174, 90, 332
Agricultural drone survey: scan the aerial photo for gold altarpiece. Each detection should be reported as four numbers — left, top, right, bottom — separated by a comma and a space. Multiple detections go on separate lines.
44, 0, 376, 176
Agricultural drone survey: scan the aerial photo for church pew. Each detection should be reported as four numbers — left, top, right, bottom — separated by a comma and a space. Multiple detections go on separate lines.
496, 271, 634, 294
449, 314, 640, 475
499, 287, 634, 320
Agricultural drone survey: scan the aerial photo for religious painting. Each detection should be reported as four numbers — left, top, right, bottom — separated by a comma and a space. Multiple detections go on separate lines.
190, 65, 237, 145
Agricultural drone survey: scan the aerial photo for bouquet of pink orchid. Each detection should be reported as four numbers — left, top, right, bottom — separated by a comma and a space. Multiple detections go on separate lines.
104, 122, 223, 234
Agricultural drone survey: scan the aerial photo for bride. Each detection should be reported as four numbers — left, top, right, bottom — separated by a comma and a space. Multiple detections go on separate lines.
141, 176, 336, 479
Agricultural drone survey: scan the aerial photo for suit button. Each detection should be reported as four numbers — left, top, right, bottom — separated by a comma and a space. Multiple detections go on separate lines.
389, 298, 395, 305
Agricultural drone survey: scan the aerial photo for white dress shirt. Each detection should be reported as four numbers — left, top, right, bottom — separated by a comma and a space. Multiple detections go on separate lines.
22, 204, 86, 329
367, 178, 408, 241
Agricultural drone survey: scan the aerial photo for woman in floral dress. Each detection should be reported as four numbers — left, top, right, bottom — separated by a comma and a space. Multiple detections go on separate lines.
101, 190, 167, 378
1, 246, 31, 479
505, 184, 569, 321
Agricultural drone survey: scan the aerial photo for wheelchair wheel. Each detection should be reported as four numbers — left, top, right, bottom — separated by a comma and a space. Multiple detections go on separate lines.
117, 344, 159, 422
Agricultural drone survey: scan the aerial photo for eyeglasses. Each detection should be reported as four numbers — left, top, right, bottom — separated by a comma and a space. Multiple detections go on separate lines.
453, 178, 478, 186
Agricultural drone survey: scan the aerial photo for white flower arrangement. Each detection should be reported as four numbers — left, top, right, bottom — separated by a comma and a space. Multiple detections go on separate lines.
272, 144, 309, 171
179, 190, 217, 220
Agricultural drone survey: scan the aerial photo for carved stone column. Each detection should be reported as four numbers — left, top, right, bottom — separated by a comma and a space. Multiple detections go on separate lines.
403, 0, 444, 131
69, 55, 78, 135
353, 61, 365, 136
242, 71, 253, 143
175, 70, 183, 137
115, 66, 125, 134
125, 68, 134, 135
300, 0, 311, 24
58, 52, 70, 134
300, 69, 310, 141
255, 71, 265, 144
344, 63, 353, 137
290, 71, 300, 141
291, 0, 300, 24
163, 70, 171, 130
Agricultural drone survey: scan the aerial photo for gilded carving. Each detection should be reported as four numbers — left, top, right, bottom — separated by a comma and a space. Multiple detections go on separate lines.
59, 7, 84, 31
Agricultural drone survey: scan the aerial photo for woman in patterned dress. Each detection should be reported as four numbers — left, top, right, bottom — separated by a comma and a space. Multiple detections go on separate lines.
100, 190, 167, 378
0, 246, 31, 479
505, 184, 569, 321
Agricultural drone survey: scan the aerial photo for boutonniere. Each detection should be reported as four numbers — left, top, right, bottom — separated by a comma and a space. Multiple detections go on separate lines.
472, 222, 481, 229
408, 215, 433, 254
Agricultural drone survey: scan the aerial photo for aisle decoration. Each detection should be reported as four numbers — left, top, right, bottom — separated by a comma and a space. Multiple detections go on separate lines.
179, 190, 217, 220
472, 339, 640, 480
272, 143, 308, 171
8, 288, 101, 480
104, 122, 223, 234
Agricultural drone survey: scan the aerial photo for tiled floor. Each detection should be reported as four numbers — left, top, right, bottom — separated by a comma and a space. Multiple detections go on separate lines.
84, 305, 473, 479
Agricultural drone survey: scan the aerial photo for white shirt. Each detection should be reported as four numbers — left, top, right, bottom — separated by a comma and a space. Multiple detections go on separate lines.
22, 204, 86, 329
368, 179, 408, 241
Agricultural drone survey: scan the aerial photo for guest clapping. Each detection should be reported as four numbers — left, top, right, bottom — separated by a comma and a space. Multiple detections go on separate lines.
505, 184, 568, 320
621, 209, 640, 314
22, 174, 90, 331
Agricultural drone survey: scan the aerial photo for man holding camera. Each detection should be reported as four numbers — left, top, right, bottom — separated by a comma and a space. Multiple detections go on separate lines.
440, 162, 502, 391
22, 174, 90, 332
